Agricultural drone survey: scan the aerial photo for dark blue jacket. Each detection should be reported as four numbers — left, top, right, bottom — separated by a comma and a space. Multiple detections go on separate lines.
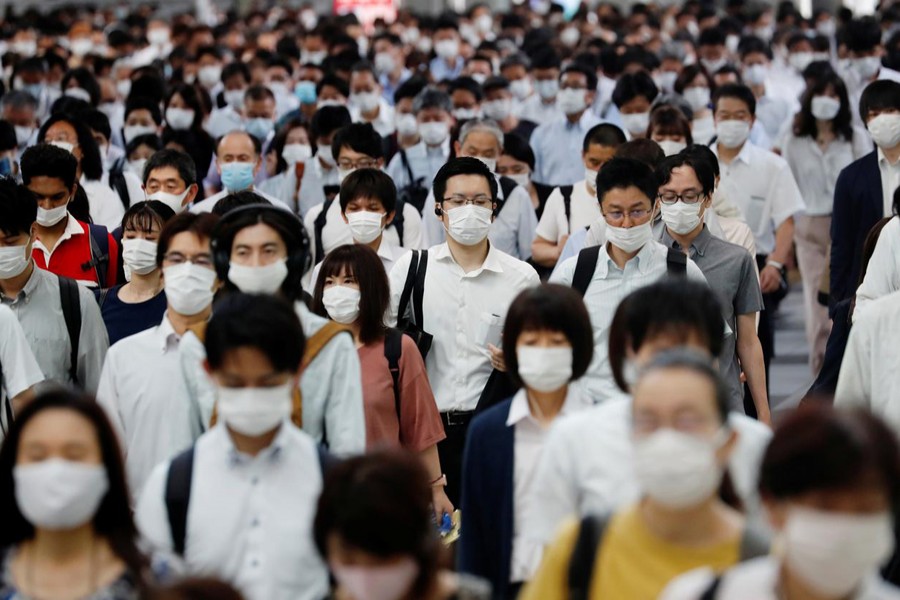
831, 151, 884, 309
458, 398, 515, 600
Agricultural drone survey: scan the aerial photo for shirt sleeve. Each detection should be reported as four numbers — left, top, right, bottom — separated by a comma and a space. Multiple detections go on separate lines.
135, 461, 176, 553
514, 187, 539, 261
734, 252, 765, 315
853, 218, 899, 322
835, 312, 874, 409
317, 333, 366, 455
386, 153, 407, 190
77, 285, 110, 394
397, 335, 446, 452
518, 518, 580, 600
548, 255, 577, 287
553, 230, 588, 277
0, 305, 43, 398
421, 189, 446, 249
531, 127, 548, 185
685, 258, 709, 285
768, 160, 806, 230
535, 188, 564, 242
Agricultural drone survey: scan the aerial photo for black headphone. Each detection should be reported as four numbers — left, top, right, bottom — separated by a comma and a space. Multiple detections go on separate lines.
210, 204, 312, 297
434, 206, 443, 217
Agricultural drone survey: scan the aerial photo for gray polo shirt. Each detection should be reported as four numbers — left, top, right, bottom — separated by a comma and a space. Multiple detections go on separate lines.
655, 224, 764, 409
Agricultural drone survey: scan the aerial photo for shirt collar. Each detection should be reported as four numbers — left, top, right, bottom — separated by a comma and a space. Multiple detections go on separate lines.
220, 420, 290, 467
505, 387, 586, 427
713, 140, 753, 165
878, 147, 900, 167
1, 262, 43, 303
600, 240, 657, 276
156, 314, 181, 353
660, 225, 712, 257
434, 242, 504, 274
32, 213, 84, 254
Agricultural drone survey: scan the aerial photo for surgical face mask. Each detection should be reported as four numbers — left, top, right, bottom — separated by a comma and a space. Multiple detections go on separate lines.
64, 87, 91, 103
245, 118, 274, 141
788, 51, 815, 73
268, 81, 290, 98
374, 52, 396, 76
534, 79, 559, 100
228, 260, 288, 295
621, 112, 650, 136
420, 121, 449, 146
445, 205, 492, 246
128, 159, 148, 178
471, 73, 488, 85
395, 113, 418, 138
509, 78, 532, 100
198, 64, 223, 88
483, 98, 512, 121
605, 221, 652, 253
37, 202, 69, 227
852, 56, 882, 80
653, 71, 678, 93
584, 167, 598, 191
225, 89, 246, 111
147, 28, 170, 46
216, 382, 293, 436
453, 107, 481, 120
294, 81, 317, 106
347, 211, 385, 244
660, 200, 704, 234
331, 556, 419, 600
715, 119, 751, 149
742, 64, 768, 86
70, 37, 94, 57
147, 189, 191, 213
633, 428, 726, 509
475, 13, 493, 34
560, 27, 580, 48
166, 107, 195, 131
318, 148, 337, 168
322, 285, 361, 324
700, 57, 727, 74
14, 459, 109, 530
163, 263, 216, 315
20, 82, 44, 101
435, 39, 460, 60
302, 50, 328, 66
817, 19, 836, 37
116, 78, 132, 99
472, 156, 497, 172
868, 113, 900, 149
12, 40, 37, 57
50, 140, 75, 155
338, 167, 356, 184
221, 161, 256, 191
508, 172, 531, 188
784, 507, 894, 598
683, 87, 711, 112
0, 242, 30, 278
14, 125, 32, 147
556, 88, 587, 115
811, 95, 841, 121
282, 143, 313, 165
122, 238, 158, 275
124, 124, 156, 144
517, 346, 573, 392
317, 99, 345, 110
657, 140, 687, 156
351, 91, 381, 113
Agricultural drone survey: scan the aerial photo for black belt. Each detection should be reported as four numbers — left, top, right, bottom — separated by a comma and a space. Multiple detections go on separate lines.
440, 410, 475, 428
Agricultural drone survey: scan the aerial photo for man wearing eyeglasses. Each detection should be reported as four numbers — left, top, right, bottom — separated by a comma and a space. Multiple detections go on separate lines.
654, 152, 769, 424
550, 157, 707, 403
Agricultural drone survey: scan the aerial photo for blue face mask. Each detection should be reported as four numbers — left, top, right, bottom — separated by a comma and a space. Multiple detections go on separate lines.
23, 83, 43, 101
245, 117, 274, 141
221, 161, 255, 191
294, 81, 317, 105
0, 157, 12, 177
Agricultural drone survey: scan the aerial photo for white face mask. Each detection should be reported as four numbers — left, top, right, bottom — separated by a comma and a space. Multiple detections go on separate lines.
122, 238, 158, 276
534, 79, 559, 100
700, 57, 727, 74
395, 114, 418, 138
166, 107, 195, 131
228, 260, 288, 295
338, 167, 356, 184
129, 158, 148, 177
163, 263, 216, 315
605, 221, 652, 253
124, 124, 156, 144
14, 459, 109, 530
517, 346, 573, 392
374, 52, 396, 76
660, 199, 704, 235
683, 87, 711, 112
508, 172, 531, 188
811, 95, 841, 121
331, 556, 419, 600
453, 107, 481, 121
556, 88, 587, 115
36, 203, 69, 227
509, 78, 532, 100
347, 211, 385, 244
282, 143, 313, 165
584, 167, 599, 191
853, 56, 883, 80
318, 148, 337, 168
654, 71, 678, 93
198, 64, 223, 89
216, 382, 293, 436
657, 140, 687, 156
471, 156, 497, 173
14, 125, 32, 147
351, 91, 381, 113
483, 98, 512, 121
147, 189, 190, 214
445, 204, 492, 246
0, 243, 30, 279
621, 112, 650, 135
868, 113, 900, 149
788, 52, 815, 73
49, 140, 74, 155
715, 119, 751, 149
116, 78, 132, 99
435, 39, 460, 59
743, 64, 768, 86
784, 507, 895, 597
224, 89, 245, 111
322, 285, 361, 324
633, 428, 726, 509
420, 121, 449, 146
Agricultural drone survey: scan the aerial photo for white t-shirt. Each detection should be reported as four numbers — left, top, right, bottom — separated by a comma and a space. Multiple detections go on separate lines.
535, 180, 600, 242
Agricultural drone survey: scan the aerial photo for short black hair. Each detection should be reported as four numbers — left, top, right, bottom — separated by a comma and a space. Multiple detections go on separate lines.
859, 79, 900, 122
212, 191, 273, 217
339, 168, 396, 214
310, 105, 352, 141
221, 61, 251, 85
636, 349, 730, 423
20, 143, 78, 190
684, 144, 721, 178
205, 292, 305, 373
0, 177, 37, 236
433, 157, 499, 208
78, 108, 111, 141
712, 83, 757, 116
125, 95, 162, 125
246, 84, 275, 104
530, 47, 561, 70
612, 72, 659, 108
122, 200, 176, 235
615, 139, 667, 169
738, 35, 772, 60
596, 156, 658, 208
583, 123, 627, 152
449, 76, 484, 103
156, 212, 219, 268
331, 122, 383, 162
502, 132, 535, 171
560, 63, 597, 91
698, 26, 727, 47
503, 284, 594, 388
844, 17, 882, 54
394, 75, 427, 105
317, 74, 350, 98
350, 60, 378, 81
61, 67, 101, 107
143, 148, 197, 187
656, 152, 715, 197
0, 121, 16, 153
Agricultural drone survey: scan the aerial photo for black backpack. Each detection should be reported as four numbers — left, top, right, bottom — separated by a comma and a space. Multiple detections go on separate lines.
396, 250, 432, 360
571, 245, 687, 296
396, 149, 430, 214
84, 224, 111, 289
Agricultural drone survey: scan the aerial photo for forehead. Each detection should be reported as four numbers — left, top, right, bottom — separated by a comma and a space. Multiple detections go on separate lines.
351, 70, 377, 85
233, 222, 285, 246
19, 408, 98, 449
633, 367, 718, 414
715, 96, 751, 113
601, 185, 652, 207
219, 135, 256, 155
663, 165, 702, 188
445, 173, 491, 195
46, 120, 76, 138
337, 145, 375, 160
462, 131, 500, 149
561, 71, 587, 85
168, 231, 209, 253
27, 175, 68, 193
584, 144, 617, 160
147, 165, 185, 183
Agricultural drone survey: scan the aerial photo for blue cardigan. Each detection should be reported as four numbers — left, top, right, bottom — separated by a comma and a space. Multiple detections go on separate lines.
458, 398, 516, 600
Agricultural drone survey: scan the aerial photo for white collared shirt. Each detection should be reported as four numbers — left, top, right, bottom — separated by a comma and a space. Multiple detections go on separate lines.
352, 99, 395, 137
387, 243, 539, 412
714, 142, 805, 256
550, 241, 707, 402
189, 186, 293, 214
535, 179, 601, 242
97, 315, 202, 500
81, 176, 126, 230
878, 147, 900, 218
0, 304, 44, 435
507, 387, 593, 583
136, 424, 329, 600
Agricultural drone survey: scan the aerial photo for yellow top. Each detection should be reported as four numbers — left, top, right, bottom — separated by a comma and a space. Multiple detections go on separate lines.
520, 505, 741, 600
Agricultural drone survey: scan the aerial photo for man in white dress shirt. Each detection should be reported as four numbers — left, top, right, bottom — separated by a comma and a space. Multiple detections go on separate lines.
349, 61, 395, 137
137, 293, 329, 600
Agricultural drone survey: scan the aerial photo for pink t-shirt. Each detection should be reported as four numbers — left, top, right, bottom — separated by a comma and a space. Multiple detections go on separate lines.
358, 334, 446, 452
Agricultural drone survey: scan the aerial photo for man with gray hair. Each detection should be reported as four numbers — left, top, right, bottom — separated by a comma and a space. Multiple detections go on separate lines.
1, 91, 39, 152
421, 117, 538, 260
386, 86, 455, 194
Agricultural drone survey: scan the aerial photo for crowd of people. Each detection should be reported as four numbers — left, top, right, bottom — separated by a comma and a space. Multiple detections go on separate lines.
2, 0, 900, 598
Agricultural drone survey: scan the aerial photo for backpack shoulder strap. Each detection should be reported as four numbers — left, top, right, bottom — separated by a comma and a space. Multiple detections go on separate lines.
560, 185, 574, 233
666, 247, 688, 277
399, 148, 416, 182
109, 168, 130, 210
86, 224, 110, 288
384, 328, 404, 421
313, 198, 334, 263
738, 526, 770, 560
572, 246, 602, 297
57, 276, 82, 385
412, 249, 428, 328
699, 575, 723, 600
165, 446, 196, 557
317, 443, 339, 475
497, 176, 517, 215
302, 321, 351, 370
567, 514, 610, 600
390, 197, 406, 245
397, 250, 420, 326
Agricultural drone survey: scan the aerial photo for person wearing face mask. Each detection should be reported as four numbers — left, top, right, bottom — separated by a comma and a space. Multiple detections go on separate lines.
349, 62, 395, 137
80, 109, 145, 212
482, 76, 538, 141
387, 157, 539, 507
549, 158, 707, 402
532, 124, 625, 270
97, 212, 218, 500
524, 349, 769, 600
373, 32, 411, 106
459, 284, 594, 599
205, 63, 252, 139
1, 90, 40, 153
449, 76, 485, 123
500, 54, 535, 113
122, 95, 163, 148
10, 59, 53, 124
611, 72, 659, 140
648, 105, 693, 156
653, 153, 768, 423
712, 85, 804, 403
259, 120, 320, 217
304, 123, 423, 268
311, 245, 452, 518
164, 84, 215, 189
697, 28, 731, 77
195, 46, 224, 94
675, 66, 717, 145
530, 65, 602, 187
264, 58, 300, 120
136, 293, 331, 600
429, 17, 465, 82
315, 452, 491, 600
241, 85, 278, 146
497, 133, 557, 221
739, 38, 796, 144
387, 76, 427, 156
463, 55, 494, 88
841, 18, 900, 130
420, 118, 538, 261
96, 201, 176, 346
518, 49, 565, 125
0, 391, 154, 597
663, 405, 900, 600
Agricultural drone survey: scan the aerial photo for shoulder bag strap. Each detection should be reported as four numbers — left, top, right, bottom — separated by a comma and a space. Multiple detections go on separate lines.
57, 276, 82, 385
572, 246, 602, 297
567, 514, 609, 600
165, 446, 196, 557
384, 328, 403, 421
412, 249, 428, 329
396, 250, 420, 326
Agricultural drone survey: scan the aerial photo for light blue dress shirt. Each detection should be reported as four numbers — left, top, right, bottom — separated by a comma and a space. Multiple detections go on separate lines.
531, 112, 603, 187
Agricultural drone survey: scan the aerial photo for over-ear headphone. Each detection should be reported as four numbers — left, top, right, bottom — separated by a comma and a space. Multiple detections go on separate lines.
434, 206, 443, 217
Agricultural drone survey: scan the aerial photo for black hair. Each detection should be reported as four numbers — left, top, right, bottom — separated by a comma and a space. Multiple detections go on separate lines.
449, 76, 484, 103
656, 152, 715, 197
636, 348, 731, 423
684, 144, 721, 178
156, 212, 220, 269
20, 142, 78, 190
529, 47, 562, 71
143, 148, 197, 187
245, 84, 276, 105
502, 284, 594, 388
433, 157, 499, 208
615, 139, 667, 170
502, 132, 536, 171
211, 191, 273, 217
844, 17, 882, 54
61, 67, 101, 106
125, 95, 163, 125
165, 83, 205, 131
649, 105, 694, 145
0, 121, 15, 153
331, 122, 383, 162
221, 62, 251, 85
127, 134, 163, 166
674, 64, 715, 96
583, 123, 627, 152
205, 292, 305, 373
394, 75, 428, 105
122, 200, 176, 235
316, 74, 350, 98
339, 168, 396, 214
793, 72, 854, 142
738, 36, 773, 60
698, 26, 727, 47
560, 63, 598, 91
0, 176, 37, 236
310, 105, 352, 141
37, 113, 103, 181
350, 60, 378, 82
595, 156, 658, 207
78, 108, 111, 141
612, 71, 659, 109
712, 83, 757, 116
859, 80, 900, 123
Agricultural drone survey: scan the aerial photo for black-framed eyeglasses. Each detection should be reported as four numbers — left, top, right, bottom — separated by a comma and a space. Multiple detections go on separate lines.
658, 191, 706, 205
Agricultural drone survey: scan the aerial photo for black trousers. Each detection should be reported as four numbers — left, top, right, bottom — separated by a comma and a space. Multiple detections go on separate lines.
437, 412, 474, 508
745, 255, 782, 419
